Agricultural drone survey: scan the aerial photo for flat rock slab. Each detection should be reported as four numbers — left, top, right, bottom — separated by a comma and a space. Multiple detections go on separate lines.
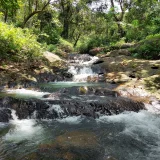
43, 51, 62, 62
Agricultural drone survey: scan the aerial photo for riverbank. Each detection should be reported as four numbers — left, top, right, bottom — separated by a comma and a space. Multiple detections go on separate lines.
0, 52, 160, 160
0, 49, 159, 101
0, 52, 69, 89
96, 53, 160, 100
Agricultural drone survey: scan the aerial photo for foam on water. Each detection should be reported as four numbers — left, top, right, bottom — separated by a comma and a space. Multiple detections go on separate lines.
4, 110, 43, 142
0, 123, 8, 128
57, 116, 83, 124
68, 55, 99, 82
97, 111, 160, 133
6, 88, 50, 99
97, 110, 160, 159
81, 56, 99, 65
48, 105, 64, 117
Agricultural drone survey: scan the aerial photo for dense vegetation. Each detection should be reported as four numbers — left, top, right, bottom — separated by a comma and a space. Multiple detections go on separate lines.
0, 0, 160, 60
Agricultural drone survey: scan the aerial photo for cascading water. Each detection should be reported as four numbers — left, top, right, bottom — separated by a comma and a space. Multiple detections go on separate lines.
0, 54, 160, 160
67, 54, 101, 82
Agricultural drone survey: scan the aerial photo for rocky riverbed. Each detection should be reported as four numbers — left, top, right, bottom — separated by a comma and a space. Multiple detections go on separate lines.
0, 51, 160, 160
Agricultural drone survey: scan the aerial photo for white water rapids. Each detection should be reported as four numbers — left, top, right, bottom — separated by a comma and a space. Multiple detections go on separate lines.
68, 55, 100, 82
0, 54, 160, 160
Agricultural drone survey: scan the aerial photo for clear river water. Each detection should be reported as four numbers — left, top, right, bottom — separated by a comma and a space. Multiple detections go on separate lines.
0, 54, 160, 160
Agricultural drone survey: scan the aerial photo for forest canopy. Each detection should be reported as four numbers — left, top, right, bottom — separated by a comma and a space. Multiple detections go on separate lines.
0, 0, 160, 60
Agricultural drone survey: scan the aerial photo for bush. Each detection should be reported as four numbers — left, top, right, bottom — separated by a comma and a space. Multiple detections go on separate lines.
0, 22, 42, 60
78, 36, 109, 53
130, 34, 160, 59
46, 39, 74, 58
47, 44, 57, 52
37, 26, 60, 45
58, 38, 74, 52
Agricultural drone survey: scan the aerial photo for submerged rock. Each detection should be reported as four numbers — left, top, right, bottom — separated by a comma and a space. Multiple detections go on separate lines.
21, 131, 103, 160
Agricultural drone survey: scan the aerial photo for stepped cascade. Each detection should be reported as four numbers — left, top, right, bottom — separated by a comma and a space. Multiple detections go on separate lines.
0, 54, 160, 160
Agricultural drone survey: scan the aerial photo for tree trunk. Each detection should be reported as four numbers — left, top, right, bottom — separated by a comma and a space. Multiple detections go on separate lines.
117, 22, 125, 37
4, 10, 8, 22
61, 19, 69, 39
73, 33, 81, 47
22, 0, 51, 28
110, 0, 125, 38
22, 10, 43, 28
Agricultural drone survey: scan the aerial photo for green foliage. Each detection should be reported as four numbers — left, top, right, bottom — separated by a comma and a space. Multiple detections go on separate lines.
47, 44, 57, 52
38, 27, 60, 45
130, 34, 160, 59
46, 38, 74, 57
0, 22, 42, 60
37, 11, 60, 45
78, 36, 109, 53
0, 0, 160, 59
58, 38, 74, 52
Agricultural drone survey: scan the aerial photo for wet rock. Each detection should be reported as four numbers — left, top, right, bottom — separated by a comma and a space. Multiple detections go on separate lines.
7, 81, 18, 88
0, 108, 11, 122
68, 54, 92, 62
93, 59, 104, 65
46, 96, 144, 117
0, 94, 145, 122
0, 97, 58, 120
22, 131, 102, 160
58, 86, 119, 96
37, 72, 56, 82
151, 66, 159, 69
61, 71, 73, 78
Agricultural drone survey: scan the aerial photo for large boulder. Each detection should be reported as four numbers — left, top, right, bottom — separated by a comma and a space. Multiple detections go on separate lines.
43, 51, 62, 62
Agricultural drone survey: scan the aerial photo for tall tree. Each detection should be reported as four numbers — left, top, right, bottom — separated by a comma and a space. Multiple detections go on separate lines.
110, 0, 129, 37
22, 0, 52, 27
0, 0, 19, 22
58, 0, 74, 39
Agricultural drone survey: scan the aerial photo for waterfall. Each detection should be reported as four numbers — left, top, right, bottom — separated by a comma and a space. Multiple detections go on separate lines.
11, 109, 18, 121
68, 54, 100, 82
48, 104, 64, 117
5, 109, 43, 142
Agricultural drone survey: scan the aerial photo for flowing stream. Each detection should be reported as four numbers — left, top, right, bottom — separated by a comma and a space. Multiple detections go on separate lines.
0, 54, 160, 160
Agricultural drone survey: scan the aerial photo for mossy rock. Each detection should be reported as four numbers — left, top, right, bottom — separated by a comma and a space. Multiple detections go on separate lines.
79, 86, 88, 94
